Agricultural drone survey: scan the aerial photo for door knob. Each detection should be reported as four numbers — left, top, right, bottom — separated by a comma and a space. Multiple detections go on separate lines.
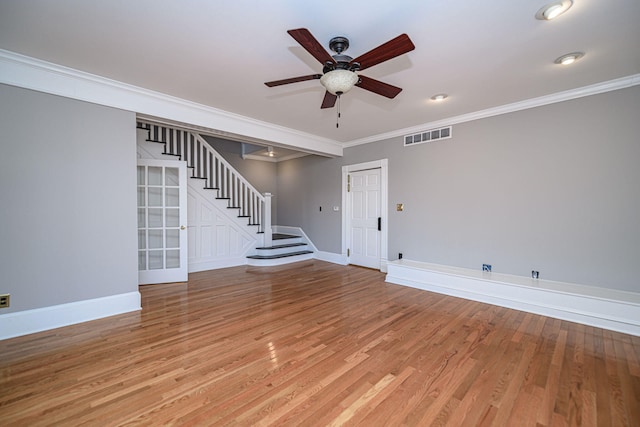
180, 225, 186, 230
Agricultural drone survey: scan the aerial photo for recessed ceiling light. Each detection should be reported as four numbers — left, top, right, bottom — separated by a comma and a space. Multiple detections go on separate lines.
430, 94, 448, 102
536, 0, 573, 20
554, 52, 584, 65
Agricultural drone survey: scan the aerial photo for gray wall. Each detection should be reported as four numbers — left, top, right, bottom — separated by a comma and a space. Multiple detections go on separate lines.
277, 155, 343, 250
0, 84, 138, 313
276, 86, 640, 292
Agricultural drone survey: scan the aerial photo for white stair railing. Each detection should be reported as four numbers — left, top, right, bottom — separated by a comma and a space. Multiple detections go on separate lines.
138, 122, 271, 242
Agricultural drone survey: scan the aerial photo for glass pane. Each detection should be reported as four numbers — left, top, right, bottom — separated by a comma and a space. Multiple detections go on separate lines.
148, 187, 163, 207
166, 229, 180, 248
137, 208, 146, 228
165, 167, 179, 186
165, 208, 179, 227
148, 166, 162, 185
138, 230, 146, 249
148, 229, 163, 249
138, 250, 147, 271
137, 166, 145, 185
166, 250, 180, 269
148, 208, 163, 227
137, 187, 145, 207
165, 188, 179, 207
149, 250, 163, 269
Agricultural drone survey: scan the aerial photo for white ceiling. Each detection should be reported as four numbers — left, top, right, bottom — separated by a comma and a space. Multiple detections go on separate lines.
1, 0, 638, 145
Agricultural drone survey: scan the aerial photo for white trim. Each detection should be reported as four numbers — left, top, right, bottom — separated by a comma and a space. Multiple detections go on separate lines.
342, 160, 389, 271
247, 252, 314, 267
345, 73, 640, 147
0, 49, 342, 157
189, 257, 248, 272
315, 251, 348, 265
4, 50, 637, 153
0, 292, 141, 340
380, 258, 389, 274
386, 260, 640, 336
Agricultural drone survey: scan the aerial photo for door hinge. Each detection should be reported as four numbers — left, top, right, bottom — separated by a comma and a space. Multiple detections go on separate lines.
347, 174, 350, 192
347, 248, 350, 257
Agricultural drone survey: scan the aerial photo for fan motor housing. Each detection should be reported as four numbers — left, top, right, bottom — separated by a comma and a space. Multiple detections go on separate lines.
329, 36, 349, 54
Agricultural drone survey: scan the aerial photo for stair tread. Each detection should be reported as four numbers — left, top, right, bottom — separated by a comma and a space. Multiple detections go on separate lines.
272, 233, 300, 240
246, 250, 313, 260
255, 242, 307, 250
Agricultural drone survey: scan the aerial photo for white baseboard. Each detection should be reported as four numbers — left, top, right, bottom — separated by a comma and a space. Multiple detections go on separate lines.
247, 252, 314, 267
386, 260, 640, 336
315, 251, 348, 265
0, 292, 141, 340
189, 257, 248, 273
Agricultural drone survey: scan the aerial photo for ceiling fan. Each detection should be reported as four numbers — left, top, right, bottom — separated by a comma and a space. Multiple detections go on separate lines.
265, 28, 415, 110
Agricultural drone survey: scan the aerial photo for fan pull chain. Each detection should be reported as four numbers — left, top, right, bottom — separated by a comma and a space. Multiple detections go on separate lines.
336, 93, 342, 128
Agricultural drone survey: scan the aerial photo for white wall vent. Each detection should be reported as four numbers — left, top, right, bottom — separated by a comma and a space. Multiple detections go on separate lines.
404, 126, 452, 146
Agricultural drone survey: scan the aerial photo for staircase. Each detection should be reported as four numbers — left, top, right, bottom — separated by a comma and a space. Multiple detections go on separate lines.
136, 121, 314, 267
247, 233, 314, 266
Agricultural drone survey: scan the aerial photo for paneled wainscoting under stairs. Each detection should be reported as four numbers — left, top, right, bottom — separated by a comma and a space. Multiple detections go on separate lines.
136, 121, 314, 268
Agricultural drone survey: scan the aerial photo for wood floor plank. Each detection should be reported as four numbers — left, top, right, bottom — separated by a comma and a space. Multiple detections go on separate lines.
1, 261, 639, 426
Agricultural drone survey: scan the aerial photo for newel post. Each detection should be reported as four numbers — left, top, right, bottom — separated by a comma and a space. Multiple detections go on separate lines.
263, 193, 273, 247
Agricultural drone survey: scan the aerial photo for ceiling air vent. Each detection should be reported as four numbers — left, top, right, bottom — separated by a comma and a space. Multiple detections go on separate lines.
404, 126, 452, 146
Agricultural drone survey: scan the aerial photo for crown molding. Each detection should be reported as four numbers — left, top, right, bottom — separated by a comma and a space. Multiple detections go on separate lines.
0, 49, 343, 157
344, 73, 640, 147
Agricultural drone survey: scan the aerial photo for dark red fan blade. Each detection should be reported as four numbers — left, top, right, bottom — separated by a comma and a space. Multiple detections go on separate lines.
356, 75, 403, 99
287, 28, 336, 65
349, 34, 415, 71
265, 74, 322, 87
321, 91, 338, 109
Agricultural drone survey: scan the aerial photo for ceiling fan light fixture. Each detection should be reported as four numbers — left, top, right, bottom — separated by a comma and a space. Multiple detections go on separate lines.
536, 0, 573, 20
554, 52, 584, 65
320, 69, 359, 96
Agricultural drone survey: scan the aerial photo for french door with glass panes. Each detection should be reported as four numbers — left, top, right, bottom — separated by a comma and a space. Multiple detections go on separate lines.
137, 159, 188, 284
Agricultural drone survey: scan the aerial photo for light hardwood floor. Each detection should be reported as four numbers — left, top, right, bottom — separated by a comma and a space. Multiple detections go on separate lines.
1, 261, 639, 426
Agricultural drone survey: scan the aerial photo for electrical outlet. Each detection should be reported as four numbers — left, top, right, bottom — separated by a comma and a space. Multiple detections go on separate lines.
0, 294, 10, 308
482, 264, 492, 272
532, 270, 539, 279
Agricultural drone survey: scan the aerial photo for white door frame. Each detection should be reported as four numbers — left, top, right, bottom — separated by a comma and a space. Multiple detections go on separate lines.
342, 159, 388, 272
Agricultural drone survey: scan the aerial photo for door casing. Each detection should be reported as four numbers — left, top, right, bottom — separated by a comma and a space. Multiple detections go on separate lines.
342, 159, 388, 271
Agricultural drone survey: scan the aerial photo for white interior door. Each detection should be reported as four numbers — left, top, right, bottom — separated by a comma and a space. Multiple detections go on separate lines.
137, 159, 188, 284
348, 168, 381, 269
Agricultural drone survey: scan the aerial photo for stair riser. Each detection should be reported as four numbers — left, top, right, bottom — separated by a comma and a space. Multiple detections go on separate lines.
255, 246, 308, 256
271, 238, 303, 246
247, 253, 314, 267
